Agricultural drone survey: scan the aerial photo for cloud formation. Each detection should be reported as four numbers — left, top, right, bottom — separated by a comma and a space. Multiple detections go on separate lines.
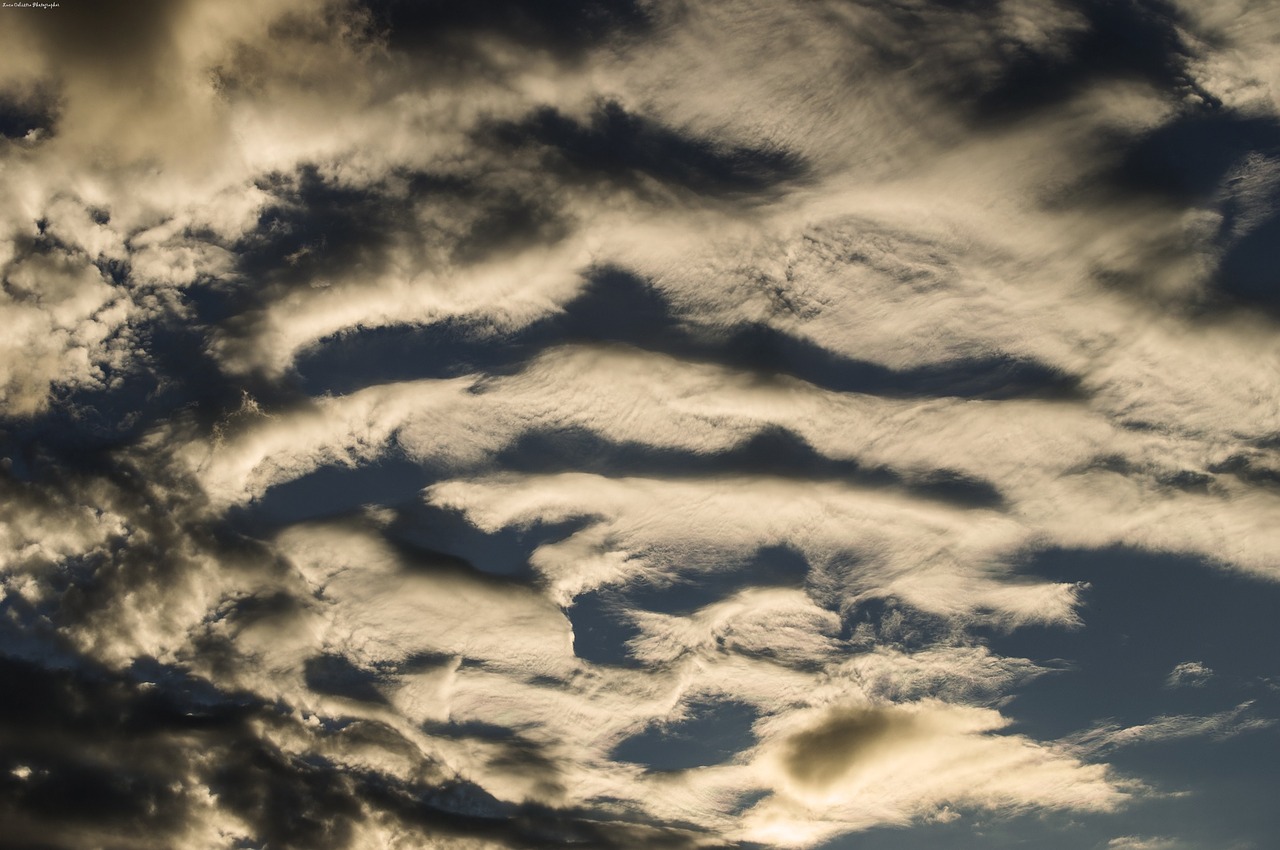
1165, 660, 1214, 689
2, 0, 1279, 848
1065, 701, 1276, 756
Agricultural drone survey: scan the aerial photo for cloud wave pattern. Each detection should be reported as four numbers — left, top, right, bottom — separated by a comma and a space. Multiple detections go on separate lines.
1, 1, 1279, 849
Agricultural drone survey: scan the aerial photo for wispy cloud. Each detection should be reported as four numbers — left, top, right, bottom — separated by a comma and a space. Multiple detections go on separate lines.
1065, 702, 1276, 757
1106, 837, 1182, 850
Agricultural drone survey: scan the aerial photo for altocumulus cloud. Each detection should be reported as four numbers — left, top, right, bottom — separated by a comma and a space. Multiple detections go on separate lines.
2, 0, 1279, 848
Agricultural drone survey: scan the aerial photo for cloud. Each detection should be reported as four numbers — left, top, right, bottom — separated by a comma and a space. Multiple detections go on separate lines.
426, 472, 1076, 623
4, 0, 1280, 847
183, 335, 1280, 612
737, 699, 1127, 847
626, 587, 842, 667
63, 504, 1112, 846
1165, 660, 1214, 689
1107, 837, 1182, 850
273, 519, 574, 673
1175, 0, 1280, 116
0, 235, 138, 416
1065, 702, 1276, 756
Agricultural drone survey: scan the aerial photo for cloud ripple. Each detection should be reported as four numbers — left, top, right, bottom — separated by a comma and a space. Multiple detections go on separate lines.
1, 1, 1278, 848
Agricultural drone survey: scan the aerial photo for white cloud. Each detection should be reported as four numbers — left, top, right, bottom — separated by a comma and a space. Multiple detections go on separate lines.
426, 472, 1075, 623
1175, 0, 1280, 115
1166, 661, 1215, 689
627, 587, 843, 666
184, 335, 1280, 601
275, 520, 575, 673
1066, 702, 1276, 756
6, 0, 1280, 846
0, 244, 138, 416
1107, 837, 1182, 850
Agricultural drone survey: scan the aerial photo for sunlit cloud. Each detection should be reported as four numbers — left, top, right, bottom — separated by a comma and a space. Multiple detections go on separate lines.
3, 0, 1279, 847
1165, 660, 1214, 689
1065, 701, 1276, 756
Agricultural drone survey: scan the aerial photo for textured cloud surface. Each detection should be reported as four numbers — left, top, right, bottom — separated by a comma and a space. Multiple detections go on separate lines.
2, 1, 1279, 848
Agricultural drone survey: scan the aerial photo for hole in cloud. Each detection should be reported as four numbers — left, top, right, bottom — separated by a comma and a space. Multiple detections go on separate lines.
292, 268, 678, 395
303, 654, 389, 705
981, 546, 1280, 832
1215, 210, 1280, 312
972, 0, 1195, 122
1113, 113, 1280, 202
230, 453, 435, 531
626, 544, 813, 616
610, 699, 760, 771
236, 165, 408, 292
714, 322, 1086, 401
490, 101, 807, 199
565, 589, 640, 666
449, 191, 569, 265
387, 500, 596, 580
0, 89, 56, 141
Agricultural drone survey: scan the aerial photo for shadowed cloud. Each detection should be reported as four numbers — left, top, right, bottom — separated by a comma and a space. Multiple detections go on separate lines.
780, 706, 926, 790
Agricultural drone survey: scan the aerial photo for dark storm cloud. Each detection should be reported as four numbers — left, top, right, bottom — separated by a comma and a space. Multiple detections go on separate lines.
0, 653, 260, 849
0, 437, 301, 679
207, 741, 366, 850
18, 659, 558, 850
211, 713, 723, 850
0, 645, 714, 850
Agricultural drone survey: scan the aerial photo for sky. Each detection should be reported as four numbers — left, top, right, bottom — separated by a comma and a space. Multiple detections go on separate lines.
0, 0, 1278, 848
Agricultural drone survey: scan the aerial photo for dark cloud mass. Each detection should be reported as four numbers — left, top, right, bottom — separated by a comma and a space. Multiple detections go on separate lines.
2, 1, 1280, 849
780, 706, 927, 789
